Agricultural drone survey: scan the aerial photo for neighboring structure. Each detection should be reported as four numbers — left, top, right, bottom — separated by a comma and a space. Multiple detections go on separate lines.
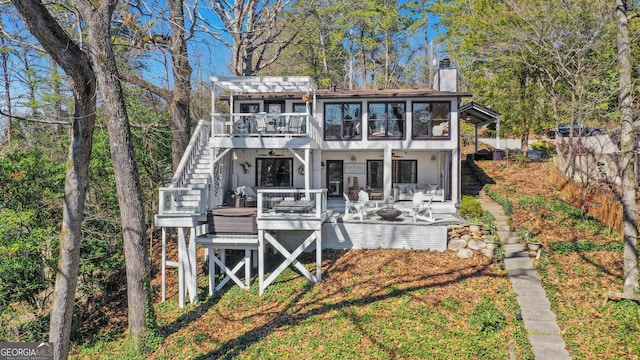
155, 61, 473, 306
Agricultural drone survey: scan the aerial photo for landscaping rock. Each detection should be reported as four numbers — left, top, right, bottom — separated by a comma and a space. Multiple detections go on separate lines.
448, 239, 468, 251
468, 240, 486, 250
457, 248, 474, 259
481, 248, 495, 259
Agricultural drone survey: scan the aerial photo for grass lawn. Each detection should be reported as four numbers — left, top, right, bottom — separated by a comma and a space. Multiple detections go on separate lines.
73, 249, 532, 359
70, 158, 640, 359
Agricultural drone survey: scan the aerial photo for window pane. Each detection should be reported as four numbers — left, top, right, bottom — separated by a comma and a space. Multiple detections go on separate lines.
368, 103, 386, 136
343, 104, 361, 137
432, 103, 450, 137
393, 160, 417, 183
293, 103, 307, 113
367, 160, 383, 188
412, 103, 430, 137
257, 158, 292, 187
324, 104, 342, 138
389, 102, 405, 137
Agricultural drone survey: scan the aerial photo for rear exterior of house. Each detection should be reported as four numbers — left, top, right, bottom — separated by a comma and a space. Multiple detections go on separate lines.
207, 63, 469, 211
154, 63, 471, 305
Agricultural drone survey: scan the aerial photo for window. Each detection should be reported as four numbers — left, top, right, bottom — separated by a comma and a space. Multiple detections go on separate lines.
240, 103, 260, 114
392, 160, 417, 184
368, 102, 405, 139
366, 160, 383, 189
256, 158, 293, 187
293, 103, 309, 133
324, 103, 362, 140
412, 102, 451, 139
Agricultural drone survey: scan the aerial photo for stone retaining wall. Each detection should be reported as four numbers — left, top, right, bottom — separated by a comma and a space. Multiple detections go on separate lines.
447, 223, 500, 259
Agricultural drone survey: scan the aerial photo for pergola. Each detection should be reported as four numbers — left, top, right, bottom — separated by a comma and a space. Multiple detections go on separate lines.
459, 101, 501, 153
210, 75, 317, 112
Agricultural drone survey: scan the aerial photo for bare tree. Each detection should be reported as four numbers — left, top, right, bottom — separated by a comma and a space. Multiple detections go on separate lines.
615, 0, 638, 295
11, 1, 96, 359
14, 0, 155, 356
73, 0, 155, 349
120, 0, 193, 172
198, 0, 311, 76
0, 34, 11, 143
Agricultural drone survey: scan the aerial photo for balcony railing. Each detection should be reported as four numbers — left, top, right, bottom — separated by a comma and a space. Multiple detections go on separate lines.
255, 188, 328, 219
212, 113, 311, 138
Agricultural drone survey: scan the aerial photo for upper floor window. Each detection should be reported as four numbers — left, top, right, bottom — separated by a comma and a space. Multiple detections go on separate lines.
324, 103, 362, 140
368, 102, 405, 139
412, 102, 451, 139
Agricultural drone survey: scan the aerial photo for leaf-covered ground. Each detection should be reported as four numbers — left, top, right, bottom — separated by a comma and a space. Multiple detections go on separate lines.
71, 158, 640, 359
477, 160, 640, 359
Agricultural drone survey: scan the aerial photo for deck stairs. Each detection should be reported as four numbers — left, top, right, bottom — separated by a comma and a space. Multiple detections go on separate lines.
461, 158, 494, 197
157, 120, 212, 217
155, 120, 213, 306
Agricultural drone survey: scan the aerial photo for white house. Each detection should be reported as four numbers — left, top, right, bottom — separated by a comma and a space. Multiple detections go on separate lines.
155, 61, 473, 305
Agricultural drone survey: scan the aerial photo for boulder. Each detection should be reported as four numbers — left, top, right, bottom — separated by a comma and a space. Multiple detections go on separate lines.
448, 239, 468, 251
481, 248, 495, 259
468, 240, 486, 250
457, 248, 474, 259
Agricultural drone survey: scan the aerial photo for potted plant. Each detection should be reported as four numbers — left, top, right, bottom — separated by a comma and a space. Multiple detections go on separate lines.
526, 239, 542, 251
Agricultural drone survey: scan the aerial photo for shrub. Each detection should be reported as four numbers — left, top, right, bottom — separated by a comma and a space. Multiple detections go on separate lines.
468, 297, 507, 334
459, 195, 483, 220
530, 140, 554, 159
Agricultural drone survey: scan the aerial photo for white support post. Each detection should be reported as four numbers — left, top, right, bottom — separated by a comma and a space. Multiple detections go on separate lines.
315, 229, 322, 281
161, 227, 167, 302
258, 229, 265, 295
304, 148, 311, 198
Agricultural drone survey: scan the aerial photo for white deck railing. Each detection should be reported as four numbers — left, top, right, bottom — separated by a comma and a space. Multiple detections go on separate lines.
211, 113, 319, 142
158, 120, 211, 215
255, 189, 328, 219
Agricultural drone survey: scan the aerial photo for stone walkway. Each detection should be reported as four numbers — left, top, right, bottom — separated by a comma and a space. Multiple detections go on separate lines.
478, 192, 572, 360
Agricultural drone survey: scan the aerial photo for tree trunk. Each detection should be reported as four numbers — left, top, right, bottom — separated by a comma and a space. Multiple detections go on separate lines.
11, 1, 97, 359
0, 34, 11, 143
168, 0, 192, 171
615, 0, 638, 294
75, 0, 155, 346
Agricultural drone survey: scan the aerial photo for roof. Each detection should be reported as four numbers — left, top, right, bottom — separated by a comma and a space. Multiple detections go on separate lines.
316, 88, 471, 99
222, 86, 471, 100
210, 76, 317, 94
459, 101, 500, 126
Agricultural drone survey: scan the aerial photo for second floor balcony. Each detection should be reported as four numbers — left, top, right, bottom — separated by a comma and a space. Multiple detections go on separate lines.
212, 112, 313, 138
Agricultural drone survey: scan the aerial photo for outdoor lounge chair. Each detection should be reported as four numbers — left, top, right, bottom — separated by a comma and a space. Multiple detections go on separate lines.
410, 192, 434, 222
357, 190, 379, 215
286, 115, 304, 133
254, 115, 276, 133
343, 193, 364, 221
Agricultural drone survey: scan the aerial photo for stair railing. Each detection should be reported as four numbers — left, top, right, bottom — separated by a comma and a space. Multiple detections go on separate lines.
158, 120, 211, 215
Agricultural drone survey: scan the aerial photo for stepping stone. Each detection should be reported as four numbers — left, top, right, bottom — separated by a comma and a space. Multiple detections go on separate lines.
528, 335, 570, 355
504, 236, 523, 244
517, 295, 551, 308
521, 306, 557, 322
524, 320, 561, 336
